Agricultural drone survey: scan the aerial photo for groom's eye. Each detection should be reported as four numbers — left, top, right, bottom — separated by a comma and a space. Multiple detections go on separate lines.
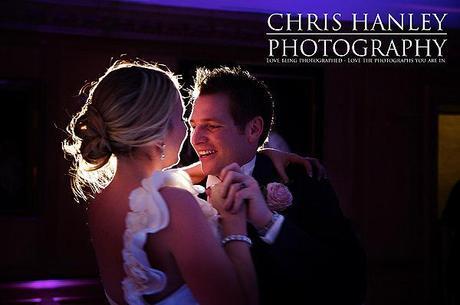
207, 124, 221, 130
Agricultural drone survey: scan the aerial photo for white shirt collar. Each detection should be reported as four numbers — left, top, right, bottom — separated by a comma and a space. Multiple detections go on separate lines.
240, 156, 257, 176
206, 156, 257, 188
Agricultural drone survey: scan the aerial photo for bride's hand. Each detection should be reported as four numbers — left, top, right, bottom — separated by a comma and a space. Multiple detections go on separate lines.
217, 164, 273, 230
259, 148, 327, 182
207, 182, 247, 232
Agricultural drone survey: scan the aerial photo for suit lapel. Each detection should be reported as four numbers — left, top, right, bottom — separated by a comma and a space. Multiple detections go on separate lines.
253, 153, 297, 219
252, 153, 281, 186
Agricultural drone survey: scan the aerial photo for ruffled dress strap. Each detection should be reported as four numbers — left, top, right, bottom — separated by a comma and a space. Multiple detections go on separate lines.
121, 169, 217, 305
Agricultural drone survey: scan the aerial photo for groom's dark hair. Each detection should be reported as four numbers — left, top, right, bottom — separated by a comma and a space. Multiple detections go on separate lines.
192, 66, 274, 147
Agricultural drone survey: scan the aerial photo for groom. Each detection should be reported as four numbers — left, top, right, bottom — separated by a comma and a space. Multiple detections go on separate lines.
189, 67, 366, 305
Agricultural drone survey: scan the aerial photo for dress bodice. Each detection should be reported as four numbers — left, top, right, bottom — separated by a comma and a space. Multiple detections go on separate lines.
112, 169, 218, 305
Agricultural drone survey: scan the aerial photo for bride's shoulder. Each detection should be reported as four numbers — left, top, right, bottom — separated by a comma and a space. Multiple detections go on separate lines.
159, 186, 202, 216
158, 186, 213, 244
159, 186, 197, 205
127, 169, 207, 227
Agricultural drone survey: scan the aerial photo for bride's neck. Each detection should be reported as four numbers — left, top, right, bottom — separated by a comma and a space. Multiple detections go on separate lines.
116, 155, 162, 182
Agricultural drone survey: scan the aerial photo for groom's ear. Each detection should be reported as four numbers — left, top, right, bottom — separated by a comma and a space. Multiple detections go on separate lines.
245, 116, 264, 144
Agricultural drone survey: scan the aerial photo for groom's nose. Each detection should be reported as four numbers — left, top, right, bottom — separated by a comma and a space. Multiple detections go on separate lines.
191, 126, 208, 145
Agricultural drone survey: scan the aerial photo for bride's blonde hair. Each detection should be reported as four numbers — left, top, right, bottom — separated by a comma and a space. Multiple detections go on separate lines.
62, 59, 181, 201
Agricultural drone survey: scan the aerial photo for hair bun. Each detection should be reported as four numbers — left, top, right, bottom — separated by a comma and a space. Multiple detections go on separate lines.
77, 105, 112, 168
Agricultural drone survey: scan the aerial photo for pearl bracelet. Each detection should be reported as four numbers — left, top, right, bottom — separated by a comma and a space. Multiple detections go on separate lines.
221, 234, 252, 247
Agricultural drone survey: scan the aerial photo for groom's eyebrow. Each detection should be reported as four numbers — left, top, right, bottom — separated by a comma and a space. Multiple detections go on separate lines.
189, 118, 223, 125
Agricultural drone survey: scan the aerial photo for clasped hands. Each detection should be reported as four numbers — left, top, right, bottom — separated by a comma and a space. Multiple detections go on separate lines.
206, 163, 273, 231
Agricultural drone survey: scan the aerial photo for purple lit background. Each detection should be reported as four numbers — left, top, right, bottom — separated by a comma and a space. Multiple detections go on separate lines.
0, 1, 459, 305
0, 279, 105, 304
124, 0, 460, 27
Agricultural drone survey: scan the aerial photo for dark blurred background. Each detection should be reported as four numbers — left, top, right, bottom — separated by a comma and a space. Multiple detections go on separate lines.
0, 1, 459, 304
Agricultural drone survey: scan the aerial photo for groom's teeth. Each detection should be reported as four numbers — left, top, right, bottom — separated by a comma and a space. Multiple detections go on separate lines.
199, 150, 216, 157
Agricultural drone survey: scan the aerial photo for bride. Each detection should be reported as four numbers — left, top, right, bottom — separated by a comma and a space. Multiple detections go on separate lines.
63, 59, 258, 305
63, 59, 317, 305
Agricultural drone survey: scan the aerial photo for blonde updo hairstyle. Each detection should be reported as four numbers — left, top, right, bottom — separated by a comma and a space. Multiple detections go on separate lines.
63, 59, 181, 201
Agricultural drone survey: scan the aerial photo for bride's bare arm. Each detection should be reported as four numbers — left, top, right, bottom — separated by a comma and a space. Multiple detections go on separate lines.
181, 161, 206, 184
259, 147, 328, 182
155, 187, 257, 305
209, 182, 259, 305
180, 150, 327, 185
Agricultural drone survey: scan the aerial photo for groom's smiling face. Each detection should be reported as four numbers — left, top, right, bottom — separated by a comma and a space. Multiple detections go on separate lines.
189, 93, 255, 176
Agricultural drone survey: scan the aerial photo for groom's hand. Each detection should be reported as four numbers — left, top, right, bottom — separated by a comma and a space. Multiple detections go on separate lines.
219, 164, 273, 230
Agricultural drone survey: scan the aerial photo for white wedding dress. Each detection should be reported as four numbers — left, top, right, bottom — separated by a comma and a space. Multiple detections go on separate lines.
105, 169, 219, 305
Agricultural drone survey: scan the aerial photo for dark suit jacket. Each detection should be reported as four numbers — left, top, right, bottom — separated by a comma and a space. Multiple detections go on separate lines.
250, 153, 366, 305
198, 154, 366, 305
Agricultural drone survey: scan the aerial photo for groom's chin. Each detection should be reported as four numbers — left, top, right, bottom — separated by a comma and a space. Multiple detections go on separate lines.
201, 161, 218, 177
199, 162, 211, 176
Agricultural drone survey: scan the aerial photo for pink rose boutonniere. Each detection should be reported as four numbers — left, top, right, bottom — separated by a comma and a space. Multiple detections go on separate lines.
265, 182, 293, 212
